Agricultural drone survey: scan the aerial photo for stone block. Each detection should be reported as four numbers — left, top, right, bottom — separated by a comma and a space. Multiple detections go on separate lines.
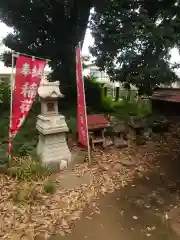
114, 139, 128, 148
36, 79, 71, 170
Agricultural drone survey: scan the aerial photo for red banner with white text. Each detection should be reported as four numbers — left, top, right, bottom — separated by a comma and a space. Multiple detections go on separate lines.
10, 56, 46, 141
75, 47, 88, 146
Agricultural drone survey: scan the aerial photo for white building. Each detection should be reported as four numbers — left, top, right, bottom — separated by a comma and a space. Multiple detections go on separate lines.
82, 54, 121, 88
82, 55, 109, 83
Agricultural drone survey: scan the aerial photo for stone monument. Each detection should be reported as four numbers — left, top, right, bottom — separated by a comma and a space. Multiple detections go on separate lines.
36, 77, 71, 170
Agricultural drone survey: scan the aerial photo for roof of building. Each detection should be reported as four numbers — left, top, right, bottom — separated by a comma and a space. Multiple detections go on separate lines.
151, 88, 180, 103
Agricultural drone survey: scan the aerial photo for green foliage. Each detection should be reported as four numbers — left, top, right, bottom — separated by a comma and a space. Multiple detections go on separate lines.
0, 154, 9, 166
12, 183, 38, 204
66, 116, 77, 134
0, 107, 39, 157
8, 157, 51, 181
64, 77, 104, 133
101, 96, 115, 113
0, 1, 108, 89
0, 82, 10, 113
0, 77, 150, 159
43, 180, 56, 194
0, 153, 9, 173
59, 76, 104, 113
101, 92, 151, 120
90, 0, 180, 92
120, 89, 138, 101
84, 76, 104, 112
0, 82, 41, 157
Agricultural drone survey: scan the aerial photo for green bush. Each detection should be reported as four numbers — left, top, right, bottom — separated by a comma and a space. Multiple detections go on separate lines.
12, 183, 38, 204
0, 79, 151, 157
101, 96, 115, 113
8, 156, 51, 181
101, 92, 151, 120
0, 154, 9, 166
59, 76, 104, 114
0, 93, 40, 157
84, 77, 104, 112
66, 116, 77, 134
43, 180, 56, 194
0, 82, 10, 113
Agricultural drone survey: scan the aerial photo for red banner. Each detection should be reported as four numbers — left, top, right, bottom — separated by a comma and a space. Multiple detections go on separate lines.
10, 56, 46, 140
75, 47, 88, 146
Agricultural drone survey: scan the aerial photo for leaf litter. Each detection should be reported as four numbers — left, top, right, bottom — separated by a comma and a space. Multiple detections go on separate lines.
1, 123, 180, 239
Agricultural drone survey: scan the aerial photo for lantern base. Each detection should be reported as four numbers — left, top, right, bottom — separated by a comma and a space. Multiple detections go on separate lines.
37, 132, 71, 170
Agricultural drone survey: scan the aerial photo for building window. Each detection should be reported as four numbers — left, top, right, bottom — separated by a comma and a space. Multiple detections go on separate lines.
90, 69, 100, 78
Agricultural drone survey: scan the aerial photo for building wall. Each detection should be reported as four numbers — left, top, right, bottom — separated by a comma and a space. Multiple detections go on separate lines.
83, 63, 110, 83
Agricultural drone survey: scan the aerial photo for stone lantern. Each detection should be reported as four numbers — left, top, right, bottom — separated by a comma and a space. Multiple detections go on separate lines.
36, 77, 71, 170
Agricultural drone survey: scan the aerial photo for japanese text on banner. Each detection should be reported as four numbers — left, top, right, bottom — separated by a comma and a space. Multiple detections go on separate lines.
10, 56, 46, 138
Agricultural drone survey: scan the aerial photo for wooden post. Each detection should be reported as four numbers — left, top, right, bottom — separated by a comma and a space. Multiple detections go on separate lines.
115, 87, 120, 101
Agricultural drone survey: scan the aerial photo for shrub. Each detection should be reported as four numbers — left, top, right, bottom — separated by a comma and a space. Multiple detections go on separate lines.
101, 92, 151, 120
8, 156, 51, 181
66, 116, 77, 134
59, 76, 104, 114
12, 183, 38, 204
43, 180, 56, 194
0, 99, 40, 157
0, 155, 9, 166
101, 96, 115, 113
84, 77, 104, 112
0, 82, 10, 113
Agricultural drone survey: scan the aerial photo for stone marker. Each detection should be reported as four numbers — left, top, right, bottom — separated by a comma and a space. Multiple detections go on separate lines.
114, 138, 128, 148
36, 77, 71, 170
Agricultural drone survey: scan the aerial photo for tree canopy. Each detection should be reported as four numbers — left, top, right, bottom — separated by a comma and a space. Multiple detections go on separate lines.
0, 0, 107, 89
1, 0, 180, 94
90, 0, 180, 93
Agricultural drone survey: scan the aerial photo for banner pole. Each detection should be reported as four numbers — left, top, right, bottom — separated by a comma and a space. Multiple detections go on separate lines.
8, 51, 14, 161
79, 43, 91, 165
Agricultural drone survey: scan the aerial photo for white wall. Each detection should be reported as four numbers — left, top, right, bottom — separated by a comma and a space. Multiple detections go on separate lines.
83, 62, 110, 84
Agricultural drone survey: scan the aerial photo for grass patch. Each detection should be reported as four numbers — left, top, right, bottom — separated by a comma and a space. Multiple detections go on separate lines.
43, 180, 56, 194
8, 156, 51, 181
12, 182, 39, 204
0, 107, 39, 158
101, 95, 152, 121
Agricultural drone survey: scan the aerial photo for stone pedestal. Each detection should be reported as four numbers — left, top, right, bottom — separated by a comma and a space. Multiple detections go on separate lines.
36, 78, 71, 170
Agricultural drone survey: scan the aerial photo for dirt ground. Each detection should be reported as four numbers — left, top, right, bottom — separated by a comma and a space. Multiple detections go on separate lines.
50, 135, 180, 240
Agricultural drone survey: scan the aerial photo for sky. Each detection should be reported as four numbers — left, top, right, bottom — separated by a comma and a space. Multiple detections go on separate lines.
0, 21, 180, 68
0, 22, 12, 39
82, 28, 94, 55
